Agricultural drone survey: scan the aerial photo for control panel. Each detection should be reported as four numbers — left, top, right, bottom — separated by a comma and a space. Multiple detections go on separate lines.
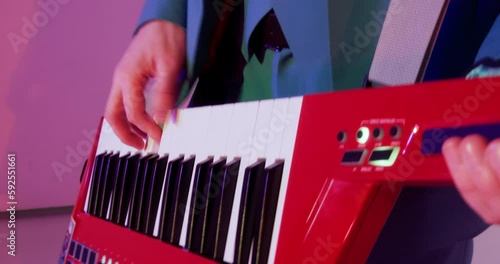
337, 118, 407, 171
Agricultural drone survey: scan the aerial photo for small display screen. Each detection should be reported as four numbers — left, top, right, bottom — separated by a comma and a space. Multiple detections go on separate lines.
369, 149, 394, 161
341, 150, 365, 164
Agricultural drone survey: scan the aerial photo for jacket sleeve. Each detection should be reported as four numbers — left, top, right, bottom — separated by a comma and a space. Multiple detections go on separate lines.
475, 14, 500, 61
135, 0, 187, 34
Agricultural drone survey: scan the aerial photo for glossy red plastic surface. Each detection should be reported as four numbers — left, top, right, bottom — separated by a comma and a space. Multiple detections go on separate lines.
317, 76, 500, 184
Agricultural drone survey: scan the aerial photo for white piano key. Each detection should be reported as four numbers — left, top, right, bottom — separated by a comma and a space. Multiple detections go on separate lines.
96, 119, 140, 155
248, 99, 275, 163
204, 103, 235, 160
223, 101, 260, 263
152, 110, 183, 236
158, 110, 180, 158
177, 106, 213, 246
153, 106, 212, 238
181, 105, 213, 156
265, 98, 289, 162
268, 96, 303, 264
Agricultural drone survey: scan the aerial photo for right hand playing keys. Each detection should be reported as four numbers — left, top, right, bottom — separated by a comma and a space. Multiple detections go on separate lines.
104, 20, 187, 150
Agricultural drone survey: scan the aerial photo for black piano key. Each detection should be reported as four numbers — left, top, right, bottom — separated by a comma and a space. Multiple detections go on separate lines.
202, 157, 227, 257
87, 153, 105, 214
81, 247, 89, 263
99, 152, 120, 219
144, 154, 169, 236
69, 240, 76, 256
116, 153, 141, 226
186, 157, 214, 253
234, 159, 266, 264
88, 250, 96, 264
109, 153, 131, 223
171, 155, 196, 244
252, 160, 285, 264
130, 154, 158, 231
92, 153, 112, 216
137, 154, 160, 233
75, 243, 82, 259
214, 158, 241, 261
159, 155, 184, 242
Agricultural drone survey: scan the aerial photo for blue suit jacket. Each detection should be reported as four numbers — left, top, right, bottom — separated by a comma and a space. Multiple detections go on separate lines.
136, 0, 399, 94
136, 0, 500, 263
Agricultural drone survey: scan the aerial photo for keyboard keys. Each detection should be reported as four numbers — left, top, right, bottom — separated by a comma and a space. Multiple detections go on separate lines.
174, 106, 212, 247
75, 243, 82, 259
99, 152, 120, 219
117, 153, 140, 226
159, 155, 184, 242
69, 241, 75, 256
268, 96, 303, 263
109, 152, 131, 223
129, 154, 157, 231
252, 160, 285, 263
92, 152, 112, 216
170, 156, 196, 244
145, 154, 169, 236
202, 157, 227, 257
234, 159, 266, 264
85, 152, 106, 213
224, 101, 259, 263
81, 247, 89, 263
81, 99, 303, 264
214, 158, 241, 262
88, 250, 97, 264
137, 154, 160, 233
186, 156, 214, 253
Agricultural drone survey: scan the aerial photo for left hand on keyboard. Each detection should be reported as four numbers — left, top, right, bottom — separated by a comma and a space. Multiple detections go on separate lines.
443, 135, 500, 224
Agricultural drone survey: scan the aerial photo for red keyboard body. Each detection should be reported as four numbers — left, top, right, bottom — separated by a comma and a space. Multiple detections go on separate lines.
60, 77, 500, 264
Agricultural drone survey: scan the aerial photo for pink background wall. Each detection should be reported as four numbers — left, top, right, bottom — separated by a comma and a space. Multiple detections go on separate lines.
0, 0, 144, 211
0, 0, 498, 263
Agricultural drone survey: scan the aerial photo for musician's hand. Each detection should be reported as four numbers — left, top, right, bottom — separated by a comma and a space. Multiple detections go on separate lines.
104, 20, 186, 149
443, 136, 500, 224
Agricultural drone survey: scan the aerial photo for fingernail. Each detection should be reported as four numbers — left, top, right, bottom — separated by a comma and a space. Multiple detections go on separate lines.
487, 140, 500, 173
460, 139, 484, 173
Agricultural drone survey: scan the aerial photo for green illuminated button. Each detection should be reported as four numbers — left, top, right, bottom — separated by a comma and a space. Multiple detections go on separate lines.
368, 147, 400, 167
